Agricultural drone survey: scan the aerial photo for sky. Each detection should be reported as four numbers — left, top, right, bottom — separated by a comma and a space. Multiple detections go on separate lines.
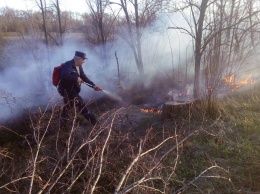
1, 0, 88, 13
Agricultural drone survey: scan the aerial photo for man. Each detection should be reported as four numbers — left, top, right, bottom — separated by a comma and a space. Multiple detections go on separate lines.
58, 51, 102, 126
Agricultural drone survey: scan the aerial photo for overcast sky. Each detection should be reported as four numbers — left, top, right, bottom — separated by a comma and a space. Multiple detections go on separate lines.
1, 0, 88, 13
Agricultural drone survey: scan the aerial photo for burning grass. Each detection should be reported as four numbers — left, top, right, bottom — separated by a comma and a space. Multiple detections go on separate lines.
140, 107, 162, 113
224, 74, 257, 91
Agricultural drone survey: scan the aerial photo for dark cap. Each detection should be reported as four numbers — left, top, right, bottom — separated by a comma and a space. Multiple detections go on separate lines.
75, 51, 88, 59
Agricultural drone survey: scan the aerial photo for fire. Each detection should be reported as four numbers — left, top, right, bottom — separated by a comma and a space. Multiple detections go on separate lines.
178, 89, 191, 97
224, 74, 236, 85
224, 74, 256, 90
140, 108, 162, 113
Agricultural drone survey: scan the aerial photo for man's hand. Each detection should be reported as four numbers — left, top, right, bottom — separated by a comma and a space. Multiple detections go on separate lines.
94, 86, 102, 91
77, 77, 83, 83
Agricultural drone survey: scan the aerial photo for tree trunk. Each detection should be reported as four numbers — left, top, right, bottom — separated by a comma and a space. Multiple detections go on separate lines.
120, 0, 144, 81
39, 0, 48, 45
162, 99, 199, 119
56, 0, 63, 45
193, 0, 208, 98
134, 0, 144, 80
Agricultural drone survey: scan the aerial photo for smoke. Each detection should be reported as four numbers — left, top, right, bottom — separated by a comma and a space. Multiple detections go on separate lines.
0, 14, 193, 123
140, 13, 194, 86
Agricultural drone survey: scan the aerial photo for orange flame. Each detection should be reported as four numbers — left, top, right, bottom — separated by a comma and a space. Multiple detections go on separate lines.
140, 108, 162, 113
224, 74, 256, 90
224, 74, 236, 85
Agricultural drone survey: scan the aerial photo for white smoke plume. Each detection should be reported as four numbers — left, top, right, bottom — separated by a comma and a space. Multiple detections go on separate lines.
0, 14, 193, 123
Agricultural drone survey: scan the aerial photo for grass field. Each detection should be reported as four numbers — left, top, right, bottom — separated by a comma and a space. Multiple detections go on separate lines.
0, 85, 260, 193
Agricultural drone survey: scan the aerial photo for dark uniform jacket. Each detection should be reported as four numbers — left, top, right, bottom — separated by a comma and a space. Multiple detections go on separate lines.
58, 59, 95, 97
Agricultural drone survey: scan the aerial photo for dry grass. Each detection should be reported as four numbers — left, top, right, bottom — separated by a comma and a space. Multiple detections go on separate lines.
0, 85, 260, 193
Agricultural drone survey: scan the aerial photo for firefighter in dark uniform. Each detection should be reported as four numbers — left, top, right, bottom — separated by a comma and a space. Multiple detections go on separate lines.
58, 51, 102, 126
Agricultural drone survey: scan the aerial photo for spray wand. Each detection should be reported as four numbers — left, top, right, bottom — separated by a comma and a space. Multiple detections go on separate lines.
83, 82, 123, 101
83, 82, 102, 91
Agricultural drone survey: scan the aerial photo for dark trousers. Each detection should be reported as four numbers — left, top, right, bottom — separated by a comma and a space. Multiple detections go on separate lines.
59, 92, 97, 126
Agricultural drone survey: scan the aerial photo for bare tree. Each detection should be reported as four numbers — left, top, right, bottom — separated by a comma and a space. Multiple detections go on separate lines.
202, 0, 260, 114
84, 0, 116, 67
51, 0, 63, 45
194, 0, 209, 98
169, 0, 209, 98
35, 0, 49, 45
169, 0, 260, 99
109, 0, 162, 81
34, 0, 68, 45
